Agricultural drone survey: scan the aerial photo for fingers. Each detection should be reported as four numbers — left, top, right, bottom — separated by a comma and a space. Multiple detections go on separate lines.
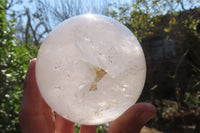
20, 59, 44, 115
55, 114, 74, 133
108, 102, 156, 133
79, 125, 96, 133
19, 59, 55, 133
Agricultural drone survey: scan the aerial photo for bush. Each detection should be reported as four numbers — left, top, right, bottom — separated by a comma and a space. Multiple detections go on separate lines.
0, 0, 38, 132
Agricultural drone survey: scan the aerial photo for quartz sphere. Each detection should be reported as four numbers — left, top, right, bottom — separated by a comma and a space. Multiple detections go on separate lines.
36, 14, 146, 125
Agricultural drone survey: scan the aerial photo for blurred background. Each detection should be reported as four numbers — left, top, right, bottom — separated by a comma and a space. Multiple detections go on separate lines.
0, 0, 200, 132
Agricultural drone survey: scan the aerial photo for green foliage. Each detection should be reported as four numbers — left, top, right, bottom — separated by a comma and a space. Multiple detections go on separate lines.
74, 124, 81, 133
161, 100, 178, 120
74, 124, 106, 133
184, 92, 199, 109
96, 125, 106, 133
0, 0, 38, 132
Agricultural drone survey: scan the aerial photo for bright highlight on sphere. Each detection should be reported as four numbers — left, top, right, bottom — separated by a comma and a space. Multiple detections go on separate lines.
36, 14, 146, 125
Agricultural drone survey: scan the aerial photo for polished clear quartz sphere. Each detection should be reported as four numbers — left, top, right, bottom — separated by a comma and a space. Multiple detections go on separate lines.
36, 14, 146, 125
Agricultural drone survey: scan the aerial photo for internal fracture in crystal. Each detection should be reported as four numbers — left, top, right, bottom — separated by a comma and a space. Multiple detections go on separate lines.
90, 67, 107, 91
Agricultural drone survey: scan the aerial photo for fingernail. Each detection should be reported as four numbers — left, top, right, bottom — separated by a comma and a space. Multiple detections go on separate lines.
29, 58, 37, 64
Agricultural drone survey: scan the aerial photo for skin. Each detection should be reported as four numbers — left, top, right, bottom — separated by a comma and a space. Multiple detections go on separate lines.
19, 58, 156, 133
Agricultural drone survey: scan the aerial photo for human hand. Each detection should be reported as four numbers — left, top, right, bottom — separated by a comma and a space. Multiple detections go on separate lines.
19, 58, 156, 133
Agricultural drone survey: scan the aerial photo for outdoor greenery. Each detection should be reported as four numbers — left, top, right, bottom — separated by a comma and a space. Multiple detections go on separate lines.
0, 0, 38, 132
0, 0, 200, 132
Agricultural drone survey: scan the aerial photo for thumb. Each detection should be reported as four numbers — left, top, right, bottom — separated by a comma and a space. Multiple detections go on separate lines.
19, 59, 55, 133
108, 102, 156, 133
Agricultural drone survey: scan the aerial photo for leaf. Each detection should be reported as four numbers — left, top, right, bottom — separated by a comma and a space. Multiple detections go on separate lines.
164, 28, 170, 32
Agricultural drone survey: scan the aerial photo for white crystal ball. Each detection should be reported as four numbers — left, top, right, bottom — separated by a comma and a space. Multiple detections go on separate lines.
36, 14, 146, 125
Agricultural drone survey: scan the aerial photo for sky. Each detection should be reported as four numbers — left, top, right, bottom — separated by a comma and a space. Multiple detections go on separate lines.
8, 0, 200, 42
10, 0, 133, 29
